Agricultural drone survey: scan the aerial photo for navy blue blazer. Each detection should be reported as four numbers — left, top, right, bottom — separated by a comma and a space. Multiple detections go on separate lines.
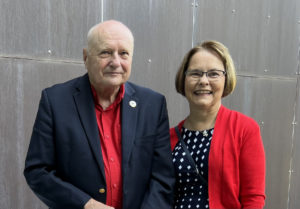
24, 74, 175, 209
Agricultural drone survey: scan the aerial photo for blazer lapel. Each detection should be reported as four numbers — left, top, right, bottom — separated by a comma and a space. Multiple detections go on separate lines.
121, 83, 139, 165
73, 74, 105, 180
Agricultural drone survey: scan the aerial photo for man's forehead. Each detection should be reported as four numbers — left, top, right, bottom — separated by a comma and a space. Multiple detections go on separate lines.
98, 39, 133, 50
88, 36, 133, 54
98, 27, 133, 43
87, 21, 134, 52
94, 20, 132, 39
98, 30, 132, 41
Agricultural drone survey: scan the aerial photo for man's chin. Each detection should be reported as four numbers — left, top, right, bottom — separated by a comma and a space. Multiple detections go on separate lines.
103, 79, 126, 87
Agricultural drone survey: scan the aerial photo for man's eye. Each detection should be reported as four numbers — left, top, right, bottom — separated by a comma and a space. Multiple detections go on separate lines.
98, 51, 111, 58
101, 51, 111, 55
120, 51, 129, 57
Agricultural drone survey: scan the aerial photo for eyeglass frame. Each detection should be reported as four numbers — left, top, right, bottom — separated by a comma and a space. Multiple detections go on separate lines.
185, 69, 226, 81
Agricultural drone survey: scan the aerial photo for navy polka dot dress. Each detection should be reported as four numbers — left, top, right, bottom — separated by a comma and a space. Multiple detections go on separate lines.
172, 127, 213, 209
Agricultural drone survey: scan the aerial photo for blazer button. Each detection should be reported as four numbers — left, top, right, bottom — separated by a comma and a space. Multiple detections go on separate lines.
99, 188, 105, 194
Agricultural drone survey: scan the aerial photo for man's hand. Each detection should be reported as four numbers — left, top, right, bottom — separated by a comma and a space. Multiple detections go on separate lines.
84, 198, 115, 209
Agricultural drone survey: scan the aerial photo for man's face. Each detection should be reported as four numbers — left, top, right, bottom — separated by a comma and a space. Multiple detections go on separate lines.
83, 26, 134, 89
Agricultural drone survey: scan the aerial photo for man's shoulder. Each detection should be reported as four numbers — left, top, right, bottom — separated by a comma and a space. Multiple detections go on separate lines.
44, 74, 87, 93
125, 82, 164, 98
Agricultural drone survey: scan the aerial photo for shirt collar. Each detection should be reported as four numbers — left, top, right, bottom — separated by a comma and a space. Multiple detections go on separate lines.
91, 84, 125, 111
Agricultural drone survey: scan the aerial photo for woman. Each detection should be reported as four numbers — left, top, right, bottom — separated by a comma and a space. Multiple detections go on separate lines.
170, 40, 265, 209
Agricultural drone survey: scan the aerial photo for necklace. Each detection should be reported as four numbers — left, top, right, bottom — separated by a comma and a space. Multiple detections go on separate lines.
185, 116, 216, 132
203, 130, 209, 137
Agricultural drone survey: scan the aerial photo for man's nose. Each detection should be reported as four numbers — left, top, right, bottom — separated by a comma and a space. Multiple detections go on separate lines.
109, 52, 121, 68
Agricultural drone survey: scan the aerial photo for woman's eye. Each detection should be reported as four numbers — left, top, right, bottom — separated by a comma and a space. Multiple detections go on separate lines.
208, 72, 220, 77
208, 72, 218, 76
191, 72, 201, 77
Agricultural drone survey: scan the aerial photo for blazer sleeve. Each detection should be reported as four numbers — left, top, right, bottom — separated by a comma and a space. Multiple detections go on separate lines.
24, 90, 91, 209
140, 97, 175, 209
239, 120, 266, 209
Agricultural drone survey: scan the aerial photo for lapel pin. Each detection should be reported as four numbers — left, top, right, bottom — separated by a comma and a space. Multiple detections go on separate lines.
129, 100, 137, 108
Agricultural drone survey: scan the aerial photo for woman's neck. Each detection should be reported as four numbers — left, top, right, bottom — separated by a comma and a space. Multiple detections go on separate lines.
184, 104, 221, 131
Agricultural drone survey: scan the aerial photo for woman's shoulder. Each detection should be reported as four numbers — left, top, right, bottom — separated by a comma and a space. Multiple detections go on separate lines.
219, 105, 260, 130
218, 106, 263, 146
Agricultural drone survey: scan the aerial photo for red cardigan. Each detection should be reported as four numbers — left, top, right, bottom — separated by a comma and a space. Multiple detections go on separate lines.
170, 105, 266, 209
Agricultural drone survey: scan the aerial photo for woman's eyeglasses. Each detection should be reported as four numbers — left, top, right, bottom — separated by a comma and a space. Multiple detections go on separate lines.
185, 69, 226, 81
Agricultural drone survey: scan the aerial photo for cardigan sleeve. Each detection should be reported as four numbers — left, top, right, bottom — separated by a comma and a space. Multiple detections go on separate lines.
239, 119, 266, 209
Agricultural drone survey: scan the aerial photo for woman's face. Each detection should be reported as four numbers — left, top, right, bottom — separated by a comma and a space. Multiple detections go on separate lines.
184, 50, 225, 112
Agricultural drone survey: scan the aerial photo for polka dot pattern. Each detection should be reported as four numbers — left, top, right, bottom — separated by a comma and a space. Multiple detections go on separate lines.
172, 127, 213, 209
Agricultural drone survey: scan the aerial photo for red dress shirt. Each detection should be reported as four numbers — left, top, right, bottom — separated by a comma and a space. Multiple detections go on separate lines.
91, 84, 125, 209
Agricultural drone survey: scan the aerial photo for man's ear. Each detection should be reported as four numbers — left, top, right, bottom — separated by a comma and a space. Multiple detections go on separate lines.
83, 48, 88, 66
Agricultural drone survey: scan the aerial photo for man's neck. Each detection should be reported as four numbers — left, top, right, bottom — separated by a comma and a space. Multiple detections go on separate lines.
94, 85, 120, 110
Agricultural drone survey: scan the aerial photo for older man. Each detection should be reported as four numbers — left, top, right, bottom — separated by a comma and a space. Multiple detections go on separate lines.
24, 20, 175, 209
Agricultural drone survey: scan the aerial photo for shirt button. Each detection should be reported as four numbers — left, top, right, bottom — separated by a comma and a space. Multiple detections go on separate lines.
113, 184, 117, 189
99, 188, 105, 193
105, 135, 109, 139
110, 157, 114, 162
